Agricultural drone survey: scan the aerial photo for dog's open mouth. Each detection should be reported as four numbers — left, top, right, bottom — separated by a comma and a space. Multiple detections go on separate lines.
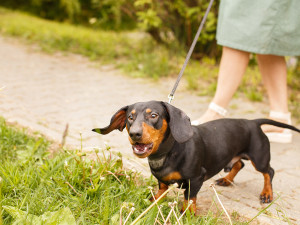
132, 143, 153, 156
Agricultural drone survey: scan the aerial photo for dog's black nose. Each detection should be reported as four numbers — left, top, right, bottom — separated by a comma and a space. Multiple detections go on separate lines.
130, 131, 142, 141
129, 127, 142, 141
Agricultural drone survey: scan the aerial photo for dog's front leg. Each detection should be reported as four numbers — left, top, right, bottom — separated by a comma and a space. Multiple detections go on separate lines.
149, 181, 168, 202
181, 177, 204, 214
181, 169, 206, 214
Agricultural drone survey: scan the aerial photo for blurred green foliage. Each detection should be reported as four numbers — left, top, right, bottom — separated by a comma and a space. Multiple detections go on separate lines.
134, 0, 220, 59
0, 0, 137, 29
0, 0, 220, 58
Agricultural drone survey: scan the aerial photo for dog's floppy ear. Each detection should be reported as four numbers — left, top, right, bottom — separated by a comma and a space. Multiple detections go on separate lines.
161, 102, 193, 143
92, 106, 128, 135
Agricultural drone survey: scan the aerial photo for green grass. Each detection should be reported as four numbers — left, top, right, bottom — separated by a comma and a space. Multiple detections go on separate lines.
0, 118, 251, 224
0, 6, 299, 120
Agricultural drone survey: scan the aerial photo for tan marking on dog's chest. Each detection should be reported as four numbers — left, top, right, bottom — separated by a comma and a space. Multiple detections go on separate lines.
162, 172, 182, 181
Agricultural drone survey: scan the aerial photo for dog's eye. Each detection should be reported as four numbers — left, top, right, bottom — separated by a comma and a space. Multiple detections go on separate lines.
128, 115, 133, 121
150, 113, 158, 119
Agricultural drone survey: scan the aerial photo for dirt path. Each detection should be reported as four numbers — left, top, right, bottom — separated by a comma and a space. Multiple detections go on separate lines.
0, 36, 299, 224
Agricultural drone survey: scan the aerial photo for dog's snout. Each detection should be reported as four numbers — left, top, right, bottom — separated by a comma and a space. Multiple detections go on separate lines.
130, 131, 142, 141
129, 126, 143, 141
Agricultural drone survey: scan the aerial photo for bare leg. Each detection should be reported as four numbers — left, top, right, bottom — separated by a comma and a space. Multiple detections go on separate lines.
257, 54, 289, 132
196, 47, 250, 123
257, 54, 288, 113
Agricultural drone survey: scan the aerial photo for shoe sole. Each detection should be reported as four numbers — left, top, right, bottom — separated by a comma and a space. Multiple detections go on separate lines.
265, 131, 292, 144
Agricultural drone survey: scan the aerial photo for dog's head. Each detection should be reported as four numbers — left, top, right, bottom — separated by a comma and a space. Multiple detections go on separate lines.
93, 101, 193, 158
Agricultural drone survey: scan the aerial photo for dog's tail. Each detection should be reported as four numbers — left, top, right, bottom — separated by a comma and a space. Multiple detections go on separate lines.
254, 119, 300, 133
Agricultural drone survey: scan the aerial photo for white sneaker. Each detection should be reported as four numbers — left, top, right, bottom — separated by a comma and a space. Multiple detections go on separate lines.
264, 111, 292, 144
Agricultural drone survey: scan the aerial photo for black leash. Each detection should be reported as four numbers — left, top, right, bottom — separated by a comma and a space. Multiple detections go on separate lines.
168, 0, 215, 104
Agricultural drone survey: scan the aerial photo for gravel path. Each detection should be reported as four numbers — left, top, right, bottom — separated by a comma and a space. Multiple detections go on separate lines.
0, 36, 299, 224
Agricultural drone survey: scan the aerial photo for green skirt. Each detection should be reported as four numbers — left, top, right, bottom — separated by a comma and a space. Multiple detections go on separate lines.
217, 0, 300, 56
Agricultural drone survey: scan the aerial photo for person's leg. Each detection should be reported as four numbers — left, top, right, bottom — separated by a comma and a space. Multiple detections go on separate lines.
257, 54, 288, 113
257, 54, 290, 133
193, 46, 250, 123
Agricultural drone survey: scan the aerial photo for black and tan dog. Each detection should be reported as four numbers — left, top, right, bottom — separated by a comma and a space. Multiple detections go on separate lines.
93, 101, 300, 213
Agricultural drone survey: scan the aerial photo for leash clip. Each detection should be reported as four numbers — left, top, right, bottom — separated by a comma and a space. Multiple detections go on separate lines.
168, 94, 174, 104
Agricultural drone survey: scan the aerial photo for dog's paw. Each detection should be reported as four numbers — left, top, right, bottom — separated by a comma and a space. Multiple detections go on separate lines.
149, 195, 160, 202
216, 178, 232, 186
180, 204, 196, 215
149, 194, 164, 202
260, 192, 273, 203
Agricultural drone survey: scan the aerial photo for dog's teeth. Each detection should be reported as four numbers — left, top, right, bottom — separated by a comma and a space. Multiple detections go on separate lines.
133, 144, 152, 153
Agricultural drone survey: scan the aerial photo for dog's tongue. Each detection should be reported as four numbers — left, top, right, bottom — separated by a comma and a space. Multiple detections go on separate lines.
135, 144, 147, 151
132, 143, 153, 155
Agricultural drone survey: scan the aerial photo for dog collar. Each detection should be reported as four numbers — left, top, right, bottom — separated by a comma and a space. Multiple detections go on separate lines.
148, 131, 175, 170
148, 155, 167, 170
